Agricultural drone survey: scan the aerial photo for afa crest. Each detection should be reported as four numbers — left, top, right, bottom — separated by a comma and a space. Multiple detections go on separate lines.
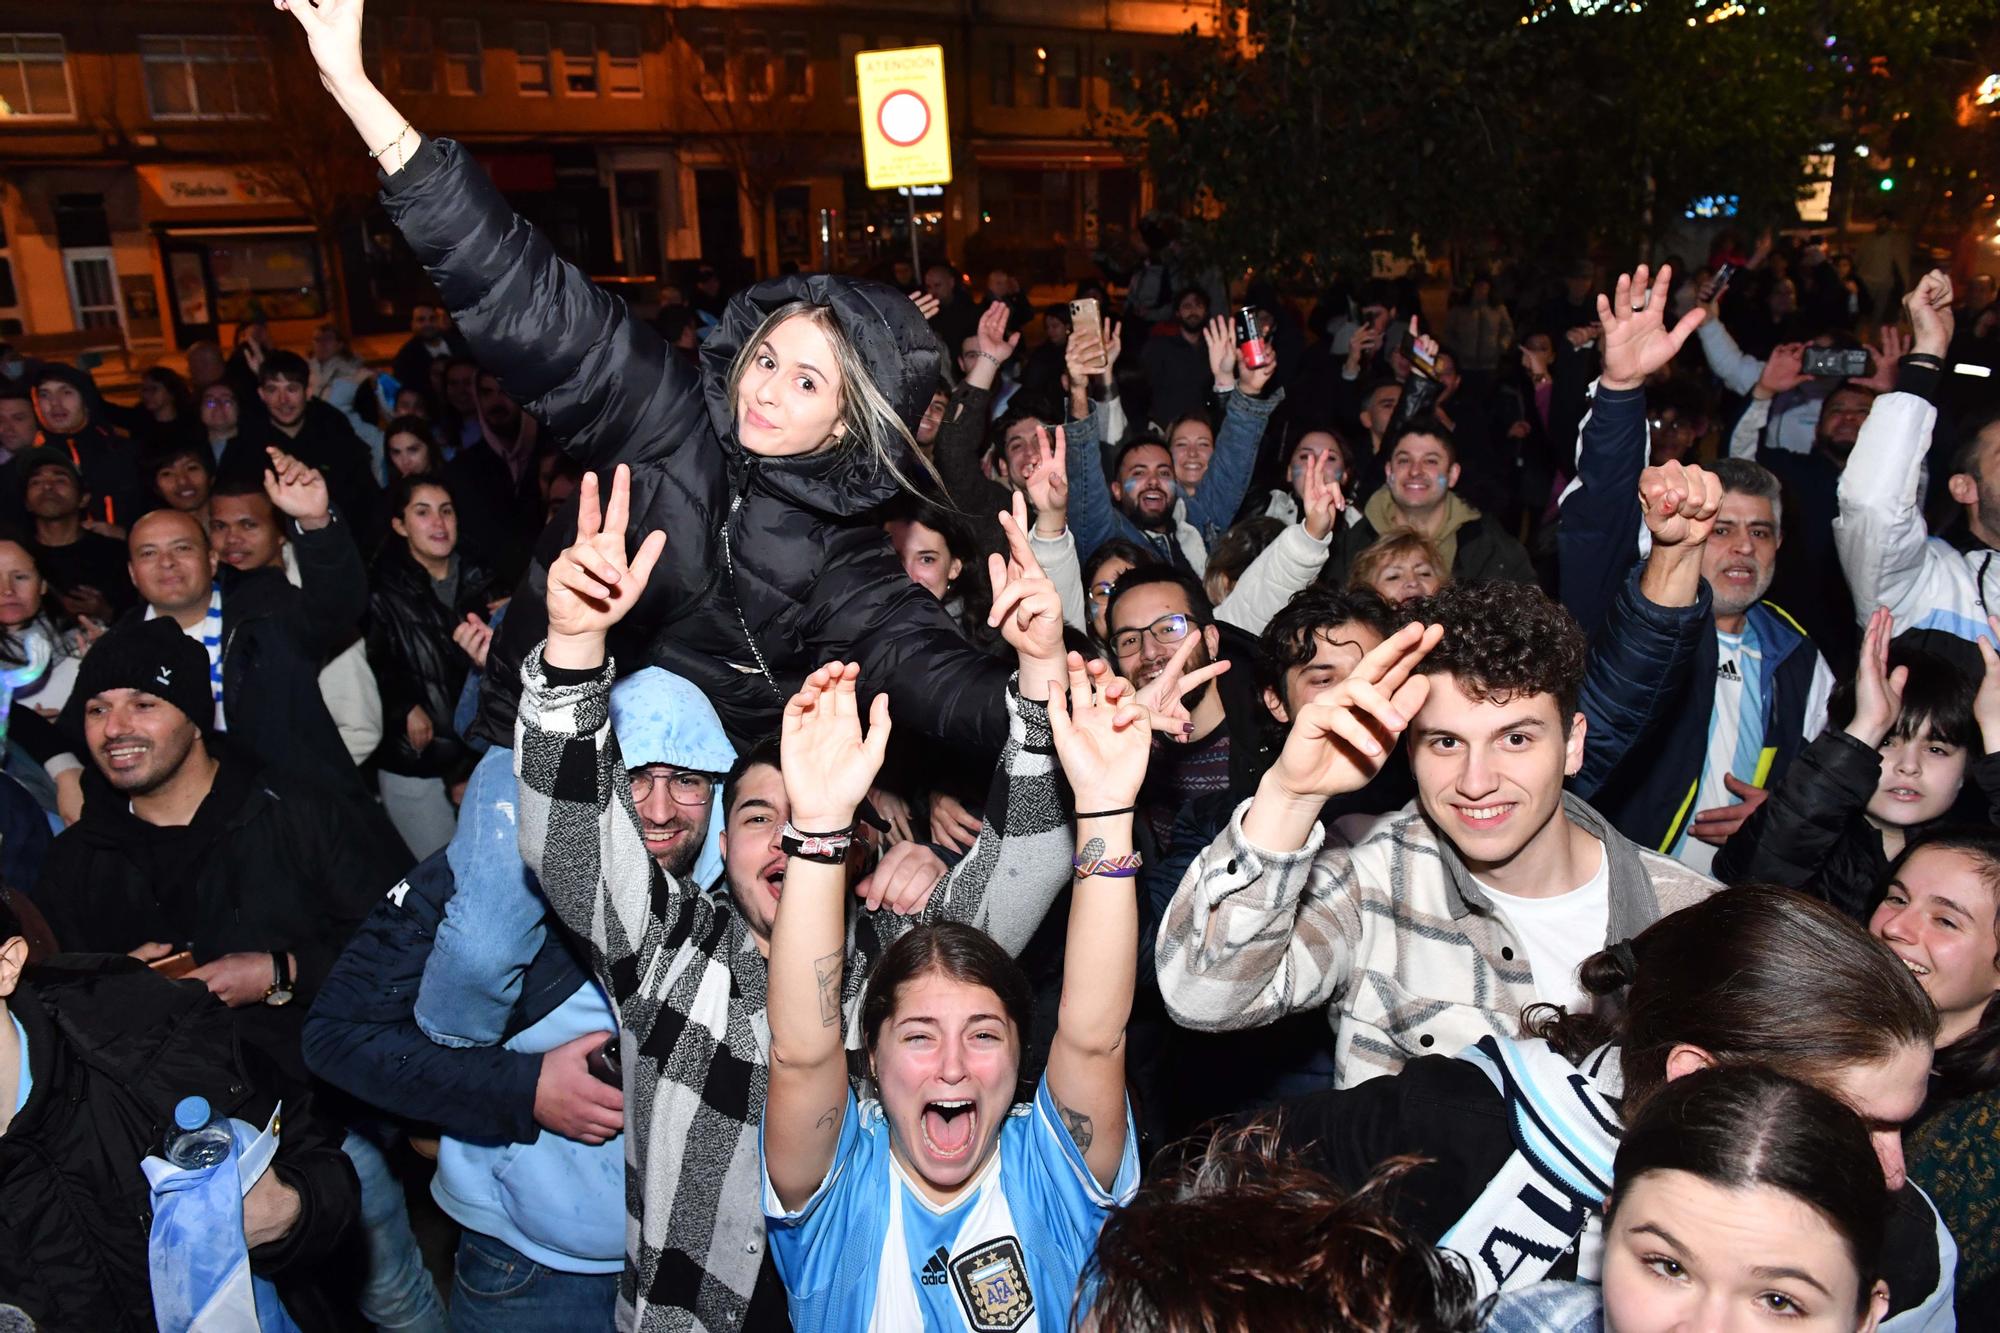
949, 1235, 1034, 1331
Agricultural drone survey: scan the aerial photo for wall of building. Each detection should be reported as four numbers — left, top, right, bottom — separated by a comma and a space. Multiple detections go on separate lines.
0, 0, 1221, 346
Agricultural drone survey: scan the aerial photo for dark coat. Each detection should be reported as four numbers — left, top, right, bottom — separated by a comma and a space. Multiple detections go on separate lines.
33, 761, 409, 1083
303, 846, 584, 1145
366, 546, 501, 778
241, 402, 385, 547
1330, 504, 1538, 587
378, 136, 1010, 752
0, 954, 358, 1332
1715, 732, 2000, 921
70, 515, 372, 806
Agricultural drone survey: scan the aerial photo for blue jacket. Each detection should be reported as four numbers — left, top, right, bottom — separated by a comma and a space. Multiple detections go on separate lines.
301, 847, 626, 1271
1064, 387, 1282, 566
1556, 382, 1648, 638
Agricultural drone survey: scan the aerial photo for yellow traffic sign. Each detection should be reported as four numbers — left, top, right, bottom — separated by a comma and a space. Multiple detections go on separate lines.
856, 46, 952, 191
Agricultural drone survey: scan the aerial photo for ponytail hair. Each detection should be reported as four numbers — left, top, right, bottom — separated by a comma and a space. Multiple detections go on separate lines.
1526, 886, 1937, 1120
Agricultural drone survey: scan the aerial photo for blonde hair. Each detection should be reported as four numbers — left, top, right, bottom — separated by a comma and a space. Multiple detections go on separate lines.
725, 301, 945, 502
1349, 528, 1449, 594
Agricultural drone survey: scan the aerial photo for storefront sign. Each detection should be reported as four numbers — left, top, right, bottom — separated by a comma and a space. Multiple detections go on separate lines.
138, 165, 284, 209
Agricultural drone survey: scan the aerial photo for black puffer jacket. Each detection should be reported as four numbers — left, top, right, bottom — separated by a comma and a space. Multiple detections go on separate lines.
379, 136, 1009, 750
367, 547, 501, 777
1716, 730, 2000, 920
0, 955, 358, 1332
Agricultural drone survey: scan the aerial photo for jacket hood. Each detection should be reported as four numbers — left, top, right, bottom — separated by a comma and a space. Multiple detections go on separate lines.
609, 666, 735, 887
698, 274, 945, 517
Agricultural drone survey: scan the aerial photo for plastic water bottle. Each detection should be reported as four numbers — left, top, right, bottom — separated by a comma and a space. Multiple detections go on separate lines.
163, 1096, 233, 1169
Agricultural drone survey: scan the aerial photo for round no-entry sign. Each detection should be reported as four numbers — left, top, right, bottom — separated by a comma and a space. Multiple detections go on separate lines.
877, 89, 931, 148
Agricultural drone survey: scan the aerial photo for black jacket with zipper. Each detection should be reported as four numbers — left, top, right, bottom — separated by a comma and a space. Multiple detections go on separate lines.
32, 761, 410, 1085
366, 546, 501, 778
1716, 730, 2000, 920
0, 954, 359, 1332
377, 135, 1010, 752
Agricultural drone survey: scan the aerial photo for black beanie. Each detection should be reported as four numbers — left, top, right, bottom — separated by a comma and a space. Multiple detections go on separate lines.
73, 617, 216, 735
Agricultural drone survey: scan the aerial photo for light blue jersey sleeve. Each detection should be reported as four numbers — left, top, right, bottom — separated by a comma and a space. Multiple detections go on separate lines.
1011, 1076, 1141, 1247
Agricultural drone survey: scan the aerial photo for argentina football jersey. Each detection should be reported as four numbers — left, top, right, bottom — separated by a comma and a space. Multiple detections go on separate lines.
762, 1077, 1139, 1331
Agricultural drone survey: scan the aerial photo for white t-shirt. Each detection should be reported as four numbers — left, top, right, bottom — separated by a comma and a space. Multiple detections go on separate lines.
1477, 842, 1611, 1011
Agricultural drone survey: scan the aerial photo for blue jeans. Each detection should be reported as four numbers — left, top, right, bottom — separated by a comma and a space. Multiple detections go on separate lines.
341, 1131, 450, 1333
449, 1232, 619, 1332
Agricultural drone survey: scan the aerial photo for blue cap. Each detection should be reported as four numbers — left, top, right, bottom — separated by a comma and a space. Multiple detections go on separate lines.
173, 1096, 211, 1131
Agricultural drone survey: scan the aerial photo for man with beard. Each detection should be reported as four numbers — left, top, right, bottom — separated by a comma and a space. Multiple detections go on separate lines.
1104, 565, 1265, 856
304, 668, 760, 1328
246, 351, 384, 542
1141, 287, 1216, 426
1063, 324, 1282, 576
391, 301, 459, 403
1730, 365, 1878, 670
446, 370, 546, 583
33, 617, 432, 1331
1591, 456, 1835, 872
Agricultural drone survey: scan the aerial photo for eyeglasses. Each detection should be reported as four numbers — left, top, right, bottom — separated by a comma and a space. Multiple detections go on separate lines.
1110, 612, 1194, 658
1089, 580, 1118, 603
629, 766, 714, 805
201, 396, 235, 409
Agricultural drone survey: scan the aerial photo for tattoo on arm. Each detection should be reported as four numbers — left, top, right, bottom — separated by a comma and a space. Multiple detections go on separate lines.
815, 1106, 838, 1131
1055, 1096, 1094, 1153
1079, 836, 1105, 862
813, 950, 844, 1029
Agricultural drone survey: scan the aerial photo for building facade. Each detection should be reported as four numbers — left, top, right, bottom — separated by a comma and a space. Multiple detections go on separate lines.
0, 0, 1220, 351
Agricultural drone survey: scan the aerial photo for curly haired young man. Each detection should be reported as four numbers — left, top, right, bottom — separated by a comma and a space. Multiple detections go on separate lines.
1155, 579, 1717, 1087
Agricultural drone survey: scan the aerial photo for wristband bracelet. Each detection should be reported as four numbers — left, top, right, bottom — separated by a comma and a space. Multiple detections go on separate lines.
1901, 352, 1944, 368
367, 120, 415, 162
781, 821, 854, 863
973, 350, 1003, 365
1076, 805, 1136, 820
1074, 851, 1143, 879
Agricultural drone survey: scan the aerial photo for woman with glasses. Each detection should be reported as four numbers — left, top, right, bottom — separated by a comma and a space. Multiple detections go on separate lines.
1084, 539, 1157, 649
366, 471, 505, 858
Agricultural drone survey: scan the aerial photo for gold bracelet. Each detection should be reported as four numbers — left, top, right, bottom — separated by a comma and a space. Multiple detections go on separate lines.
367, 121, 414, 162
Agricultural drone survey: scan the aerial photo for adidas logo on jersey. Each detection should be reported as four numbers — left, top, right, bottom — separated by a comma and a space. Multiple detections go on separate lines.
921, 1246, 951, 1286
1717, 660, 1742, 682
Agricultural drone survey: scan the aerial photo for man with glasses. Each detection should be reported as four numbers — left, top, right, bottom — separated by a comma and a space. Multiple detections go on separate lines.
1105, 565, 1271, 856
199, 380, 253, 482
308, 667, 748, 1330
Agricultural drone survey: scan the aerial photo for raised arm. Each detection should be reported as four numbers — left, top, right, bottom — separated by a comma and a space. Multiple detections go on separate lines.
765, 662, 893, 1211
264, 447, 367, 659
1217, 459, 1341, 634
277, 0, 695, 466
1558, 264, 1706, 635
1155, 623, 1442, 1031
1573, 461, 1721, 799
512, 467, 692, 992
1043, 655, 1151, 1189
1017, 423, 1089, 632
1185, 319, 1282, 533
1835, 271, 1956, 638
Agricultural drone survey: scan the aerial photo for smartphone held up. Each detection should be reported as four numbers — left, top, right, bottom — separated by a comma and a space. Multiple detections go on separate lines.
1069, 297, 1109, 374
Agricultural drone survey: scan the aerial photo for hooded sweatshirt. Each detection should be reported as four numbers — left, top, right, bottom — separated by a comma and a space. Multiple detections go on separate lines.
23, 364, 142, 528
1360, 487, 1482, 572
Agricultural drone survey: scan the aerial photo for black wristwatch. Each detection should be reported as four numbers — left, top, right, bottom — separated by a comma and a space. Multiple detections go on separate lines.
264, 951, 295, 1007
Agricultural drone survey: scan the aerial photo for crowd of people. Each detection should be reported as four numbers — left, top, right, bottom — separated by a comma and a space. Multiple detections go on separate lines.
0, 0, 1996, 1330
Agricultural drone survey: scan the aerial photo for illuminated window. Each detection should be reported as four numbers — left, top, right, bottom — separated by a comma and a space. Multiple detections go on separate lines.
0, 33, 73, 118
743, 30, 771, 101
140, 35, 262, 121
